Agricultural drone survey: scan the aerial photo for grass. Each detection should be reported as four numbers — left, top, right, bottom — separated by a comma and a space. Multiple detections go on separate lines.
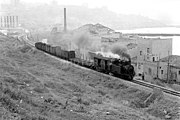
0, 35, 180, 119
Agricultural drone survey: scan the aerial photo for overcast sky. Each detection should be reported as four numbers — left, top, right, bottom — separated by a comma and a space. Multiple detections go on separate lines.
1, 0, 180, 25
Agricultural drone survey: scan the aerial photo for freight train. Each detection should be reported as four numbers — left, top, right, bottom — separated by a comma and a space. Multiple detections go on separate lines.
35, 42, 135, 80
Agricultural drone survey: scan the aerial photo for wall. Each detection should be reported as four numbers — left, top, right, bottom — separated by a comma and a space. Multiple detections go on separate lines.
170, 66, 180, 83
128, 46, 138, 59
158, 62, 168, 80
137, 38, 172, 62
176, 68, 180, 83
136, 38, 172, 76
152, 38, 172, 59
136, 39, 151, 75
143, 61, 157, 82
137, 39, 151, 61
143, 61, 180, 83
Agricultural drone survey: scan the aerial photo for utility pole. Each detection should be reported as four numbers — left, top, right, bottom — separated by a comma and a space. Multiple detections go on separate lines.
157, 53, 160, 79
167, 51, 170, 83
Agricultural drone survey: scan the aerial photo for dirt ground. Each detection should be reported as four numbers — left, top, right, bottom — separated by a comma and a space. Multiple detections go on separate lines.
0, 35, 180, 120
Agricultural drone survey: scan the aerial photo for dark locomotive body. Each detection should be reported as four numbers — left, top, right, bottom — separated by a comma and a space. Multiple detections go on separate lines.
35, 42, 135, 80
93, 55, 135, 80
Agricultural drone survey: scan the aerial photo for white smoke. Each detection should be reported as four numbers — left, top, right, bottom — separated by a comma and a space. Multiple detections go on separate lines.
95, 51, 120, 58
42, 39, 48, 44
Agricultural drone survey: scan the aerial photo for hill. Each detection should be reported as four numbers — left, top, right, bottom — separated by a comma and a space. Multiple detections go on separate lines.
5, 3, 166, 30
73, 23, 114, 35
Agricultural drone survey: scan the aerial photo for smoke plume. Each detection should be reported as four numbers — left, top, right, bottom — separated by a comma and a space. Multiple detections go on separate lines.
72, 32, 93, 49
100, 44, 109, 52
110, 44, 131, 60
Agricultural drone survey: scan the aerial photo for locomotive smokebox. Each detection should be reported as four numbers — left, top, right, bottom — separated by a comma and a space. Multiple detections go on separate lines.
64, 8, 67, 32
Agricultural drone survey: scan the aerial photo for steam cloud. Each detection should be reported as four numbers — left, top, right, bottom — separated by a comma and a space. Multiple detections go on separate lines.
49, 31, 131, 61
100, 44, 109, 52
72, 32, 93, 49
110, 44, 131, 60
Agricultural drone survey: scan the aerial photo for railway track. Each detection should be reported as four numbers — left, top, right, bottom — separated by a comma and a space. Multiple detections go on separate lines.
133, 79, 180, 96
20, 34, 180, 97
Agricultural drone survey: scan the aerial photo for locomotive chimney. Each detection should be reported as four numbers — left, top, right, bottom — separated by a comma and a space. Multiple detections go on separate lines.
64, 8, 67, 32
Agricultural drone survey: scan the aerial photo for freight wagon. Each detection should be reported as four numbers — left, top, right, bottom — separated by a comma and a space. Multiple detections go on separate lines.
35, 42, 75, 60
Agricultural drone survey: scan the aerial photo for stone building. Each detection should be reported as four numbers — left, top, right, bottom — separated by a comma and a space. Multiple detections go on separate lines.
136, 37, 172, 76
143, 55, 180, 83
158, 55, 180, 83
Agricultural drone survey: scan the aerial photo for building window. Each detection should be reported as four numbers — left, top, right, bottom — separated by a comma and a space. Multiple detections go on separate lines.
140, 51, 142, 55
147, 48, 150, 53
179, 70, 180, 75
153, 57, 155, 62
161, 70, 163, 74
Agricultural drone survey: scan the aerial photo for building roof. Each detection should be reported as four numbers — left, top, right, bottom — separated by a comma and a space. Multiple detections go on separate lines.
142, 37, 172, 41
127, 43, 137, 49
160, 55, 180, 68
160, 55, 180, 62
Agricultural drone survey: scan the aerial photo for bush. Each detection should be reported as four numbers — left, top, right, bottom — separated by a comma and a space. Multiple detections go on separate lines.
33, 86, 49, 93
19, 45, 32, 53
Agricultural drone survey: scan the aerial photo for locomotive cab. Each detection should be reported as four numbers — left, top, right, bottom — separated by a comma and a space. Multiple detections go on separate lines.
94, 56, 111, 73
110, 58, 134, 80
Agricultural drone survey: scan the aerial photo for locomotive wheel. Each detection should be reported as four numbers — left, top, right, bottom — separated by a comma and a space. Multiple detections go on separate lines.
95, 67, 99, 71
128, 75, 133, 80
109, 73, 113, 76
95, 66, 100, 72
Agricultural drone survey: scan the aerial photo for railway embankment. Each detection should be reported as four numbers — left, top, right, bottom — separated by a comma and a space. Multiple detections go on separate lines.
0, 35, 180, 119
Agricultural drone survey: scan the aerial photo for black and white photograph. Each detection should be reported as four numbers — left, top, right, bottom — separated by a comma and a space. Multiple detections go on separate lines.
0, 0, 180, 119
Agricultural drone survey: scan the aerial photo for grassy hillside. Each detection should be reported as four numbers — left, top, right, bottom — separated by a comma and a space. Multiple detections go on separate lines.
0, 34, 180, 119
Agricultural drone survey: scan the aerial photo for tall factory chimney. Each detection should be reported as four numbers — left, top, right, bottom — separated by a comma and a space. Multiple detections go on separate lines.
64, 8, 67, 32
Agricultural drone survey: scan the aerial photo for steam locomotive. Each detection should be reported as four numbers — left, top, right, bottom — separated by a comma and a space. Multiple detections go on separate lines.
35, 42, 135, 80
93, 55, 135, 80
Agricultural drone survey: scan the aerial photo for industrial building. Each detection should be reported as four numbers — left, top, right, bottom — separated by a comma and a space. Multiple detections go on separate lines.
0, 16, 19, 28
0, 0, 20, 29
